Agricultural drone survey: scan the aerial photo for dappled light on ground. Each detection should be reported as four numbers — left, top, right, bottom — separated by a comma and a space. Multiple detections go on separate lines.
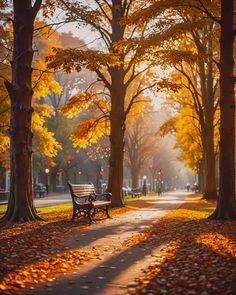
0, 206, 132, 293
196, 233, 236, 257
125, 202, 236, 295
0, 194, 235, 295
0, 249, 96, 293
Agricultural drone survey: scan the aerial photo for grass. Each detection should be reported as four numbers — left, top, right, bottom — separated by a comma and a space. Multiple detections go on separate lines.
36, 203, 72, 214
0, 195, 142, 217
0, 204, 7, 216
0, 192, 213, 218
0, 202, 72, 217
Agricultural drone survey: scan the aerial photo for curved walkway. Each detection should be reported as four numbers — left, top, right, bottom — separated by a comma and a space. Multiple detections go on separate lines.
27, 191, 190, 295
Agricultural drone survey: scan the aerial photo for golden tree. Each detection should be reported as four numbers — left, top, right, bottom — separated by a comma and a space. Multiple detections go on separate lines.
1, 1, 61, 221
48, 0, 159, 206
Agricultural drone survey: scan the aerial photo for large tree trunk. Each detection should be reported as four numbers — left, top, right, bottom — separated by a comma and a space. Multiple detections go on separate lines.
108, 75, 125, 206
3, 0, 42, 221
203, 48, 217, 200
197, 35, 217, 200
107, 0, 126, 207
209, 0, 236, 219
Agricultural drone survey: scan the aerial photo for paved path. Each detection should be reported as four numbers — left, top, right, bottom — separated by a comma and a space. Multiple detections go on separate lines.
0, 193, 71, 207
27, 191, 190, 295
34, 193, 71, 207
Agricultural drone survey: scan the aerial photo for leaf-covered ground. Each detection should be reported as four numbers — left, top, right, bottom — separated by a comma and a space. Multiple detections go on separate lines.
123, 198, 236, 295
0, 197, 235, 295
0, 205, 132, 294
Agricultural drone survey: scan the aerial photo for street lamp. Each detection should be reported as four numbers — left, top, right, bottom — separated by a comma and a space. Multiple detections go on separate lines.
154, 178, 157, 192
142, 175, 147, 196
99, 167, 104, 193
45, 168, 50, 194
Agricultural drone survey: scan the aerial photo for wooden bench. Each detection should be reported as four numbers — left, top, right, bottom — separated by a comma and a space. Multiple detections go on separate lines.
68, 182, 112, 223
131, 187, 142, 198
34, 184, 47, 198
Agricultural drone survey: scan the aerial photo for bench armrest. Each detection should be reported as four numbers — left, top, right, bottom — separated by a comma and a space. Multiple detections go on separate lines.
93, 193, 112, 201
73, 194, 92, 204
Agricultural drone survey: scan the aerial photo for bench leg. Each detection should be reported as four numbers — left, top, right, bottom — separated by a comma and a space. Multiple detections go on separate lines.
87, 209, 94, 224
71, 208, 76, 222
105, 206, 111, 218
71, 215, 75, 222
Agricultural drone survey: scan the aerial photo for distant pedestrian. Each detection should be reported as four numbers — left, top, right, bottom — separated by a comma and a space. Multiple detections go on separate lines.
45, 184, 49, 195
186, 184, 190, 192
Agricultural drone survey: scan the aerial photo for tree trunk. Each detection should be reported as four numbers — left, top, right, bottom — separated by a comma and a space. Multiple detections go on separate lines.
131, 166, 139, 188
3, 0, 43, 221
198, 160, 204, 194
108, 76, 125, 206
197, 35, 217, 200
203, 45, 217, 200
209, 0, 236, 219
202, 127, 217, 199
203, 149, 216, 199
107, 0, 126, 207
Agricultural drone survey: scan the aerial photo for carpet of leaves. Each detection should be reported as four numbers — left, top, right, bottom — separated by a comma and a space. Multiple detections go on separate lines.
123, 199, 236, 295
0, 206, 131, 294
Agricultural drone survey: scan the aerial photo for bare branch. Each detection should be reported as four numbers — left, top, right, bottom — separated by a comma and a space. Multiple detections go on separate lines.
191, 0, 221, 24
94, 69, 111, 90
94, 0, 111, 23
125, 82, 156, 118
32, 0, 43, 19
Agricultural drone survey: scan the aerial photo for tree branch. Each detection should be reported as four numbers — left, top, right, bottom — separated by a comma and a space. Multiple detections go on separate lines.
32, 0, 43, 19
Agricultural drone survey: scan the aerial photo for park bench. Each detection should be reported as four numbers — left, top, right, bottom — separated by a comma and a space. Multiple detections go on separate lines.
34, 183, 47, 198
131, 187, 142, 198
68, 182, 112, 223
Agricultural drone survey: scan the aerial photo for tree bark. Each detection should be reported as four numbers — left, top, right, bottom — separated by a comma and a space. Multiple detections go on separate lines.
197, 160, 204, 194
209, 0, 236, 219
196, 33, 217, 200
203, 48, 217, 200
107, 0, 126, 207
3, 0, 43, 221
108, 71, 126, 206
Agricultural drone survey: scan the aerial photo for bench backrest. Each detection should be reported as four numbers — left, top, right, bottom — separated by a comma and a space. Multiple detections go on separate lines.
132, 187, 141, 193
68, 182, 95, 201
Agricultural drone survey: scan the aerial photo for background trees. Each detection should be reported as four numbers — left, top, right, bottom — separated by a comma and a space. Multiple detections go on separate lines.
127, 0, 235, 218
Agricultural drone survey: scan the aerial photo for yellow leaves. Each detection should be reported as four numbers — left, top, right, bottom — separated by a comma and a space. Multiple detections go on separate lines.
32, 104, 61, 157
32, 61, 61, 100
70, 117, 110, 149
159, 117, 176, 136
60, 92, 96, 118
0, 134, 9, 158
0, 132, 9, 153
60, 90, 111, 149
47, 47, 121, 73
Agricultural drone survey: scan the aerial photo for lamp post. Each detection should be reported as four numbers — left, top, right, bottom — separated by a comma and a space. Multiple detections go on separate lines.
157, 169, 162, 195
154, 178, 157, 192
99, 166, 104, 193
142, 175, 147, 196
45, 168, 50, 194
